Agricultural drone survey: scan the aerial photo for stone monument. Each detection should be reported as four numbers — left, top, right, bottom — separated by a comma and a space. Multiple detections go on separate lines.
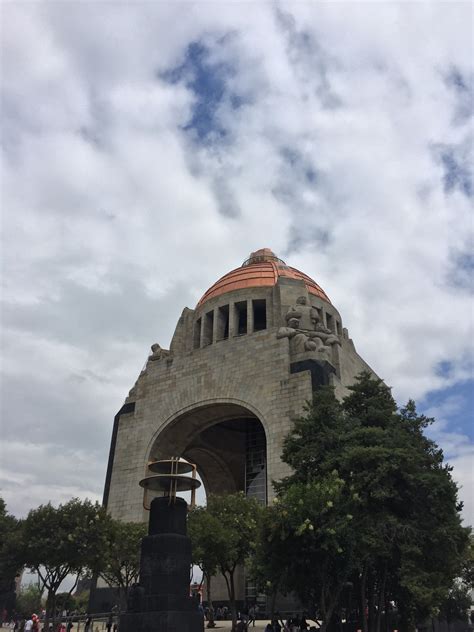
96, 248, 379, 610
119, 458, 203, 632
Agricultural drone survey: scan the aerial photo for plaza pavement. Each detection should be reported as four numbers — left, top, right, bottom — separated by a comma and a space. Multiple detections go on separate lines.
0, 623, 274, 631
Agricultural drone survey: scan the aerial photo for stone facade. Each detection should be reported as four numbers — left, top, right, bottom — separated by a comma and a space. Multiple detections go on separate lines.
102, 249, 377, 606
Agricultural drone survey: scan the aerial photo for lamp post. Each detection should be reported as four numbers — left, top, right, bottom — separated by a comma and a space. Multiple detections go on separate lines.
119, 457, 204, 632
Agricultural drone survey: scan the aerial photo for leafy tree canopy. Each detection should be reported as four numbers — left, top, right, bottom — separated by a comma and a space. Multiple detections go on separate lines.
97, 519, 146, 612
15, 584, 43, 618
0, 498, 22, 615
270, 372, 470, 632
188, 506, 223, 628
190, 493, 263, 631
21, 498, 112, 626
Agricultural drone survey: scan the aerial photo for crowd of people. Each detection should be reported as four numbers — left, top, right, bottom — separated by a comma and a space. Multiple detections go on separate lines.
2, 605, 317, 631
262, 614, 315, 631
199, 605, 315, 631
0, 613, 118, 632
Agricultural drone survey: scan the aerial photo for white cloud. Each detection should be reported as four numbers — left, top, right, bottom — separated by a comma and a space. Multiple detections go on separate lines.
425, 395, 474, 528
1, 2, 472, 519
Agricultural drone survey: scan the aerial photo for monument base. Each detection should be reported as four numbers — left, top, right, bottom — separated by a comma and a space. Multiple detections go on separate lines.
120, 609, 204, 632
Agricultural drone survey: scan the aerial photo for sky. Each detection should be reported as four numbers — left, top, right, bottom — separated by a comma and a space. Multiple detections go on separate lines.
1, 2, 473, 528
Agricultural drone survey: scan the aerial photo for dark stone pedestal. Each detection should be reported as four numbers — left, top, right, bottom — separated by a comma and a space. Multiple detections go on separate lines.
119, 497, 204, 632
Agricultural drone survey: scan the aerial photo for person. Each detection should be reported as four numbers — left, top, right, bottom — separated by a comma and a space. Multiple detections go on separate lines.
248, 606, 255, 627
272, 620, 282, 632
105, 615, 113, 632
24, 617, 33, 632
84, 615, 92, 632
31, 614, 40, 632
66, 620, 73, 632
264, 624, 274, 632
236, 619, 247, 632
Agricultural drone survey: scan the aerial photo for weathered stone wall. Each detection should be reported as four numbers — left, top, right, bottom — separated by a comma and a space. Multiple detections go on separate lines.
106, 328, 311, 523
104, 276, 377, 604
107, 277, 376, 521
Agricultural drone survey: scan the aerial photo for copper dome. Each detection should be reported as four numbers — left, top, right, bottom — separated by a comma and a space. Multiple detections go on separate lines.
197, 248, 331, 307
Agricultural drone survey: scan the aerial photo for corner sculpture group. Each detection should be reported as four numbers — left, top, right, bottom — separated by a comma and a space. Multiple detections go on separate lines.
119, 458, 203, 632
277, 296, 340, 359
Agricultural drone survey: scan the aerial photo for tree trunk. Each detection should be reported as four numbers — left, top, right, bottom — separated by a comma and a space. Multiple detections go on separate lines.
118, 585, 123, 616
45, 588, 54, 631
367, 572, 375, 632
270, 588, 278, 623
375, 567, 387, 632
205, 573, 215, 628
229, 572, 237, 632
384, 596, 390, 632
323, 584, 344, 632
223, 570, 237, 631
360, 567, 368, 632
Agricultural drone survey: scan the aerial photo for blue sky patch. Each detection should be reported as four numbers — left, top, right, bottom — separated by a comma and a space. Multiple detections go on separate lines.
420, 379, 474, 442
432, 142, 473, 198
161, 40, 243, 141
446, 251, 474, 292
280, 147, 319, 185
445, 66, 470, 93
444, 66, 472, 125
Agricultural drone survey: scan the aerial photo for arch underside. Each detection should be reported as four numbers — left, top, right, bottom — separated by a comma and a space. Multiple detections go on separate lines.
149, 403, 266, 499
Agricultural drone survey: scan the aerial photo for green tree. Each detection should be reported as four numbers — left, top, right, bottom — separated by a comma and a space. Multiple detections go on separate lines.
21, 498, 111, 628
437, 535, 474, 628
274, 373, 470, 632
438, 581, 472, 627
193, 493, 262, 631
73, 589, 90, 614
188, 507, 220, 628
250, 504, 289, 622
0, 499, 22, 617
97, 519, 146, 613
258, 474, 356, 629
188, 507, 221, 628
15, 584, 43, 618
55, 592, 76, 613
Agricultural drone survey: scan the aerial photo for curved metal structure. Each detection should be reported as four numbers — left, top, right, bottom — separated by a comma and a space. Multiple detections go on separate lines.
139, 457, 201, 509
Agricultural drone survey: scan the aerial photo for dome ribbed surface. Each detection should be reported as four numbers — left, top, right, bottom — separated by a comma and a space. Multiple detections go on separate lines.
197, 249, 331, 307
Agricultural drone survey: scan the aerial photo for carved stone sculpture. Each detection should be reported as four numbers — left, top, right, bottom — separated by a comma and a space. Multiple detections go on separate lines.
148, 343, 170, 362
277, 296, 340, 360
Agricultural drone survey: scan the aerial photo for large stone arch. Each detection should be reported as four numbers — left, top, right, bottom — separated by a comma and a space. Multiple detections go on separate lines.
146, 399, 268, 498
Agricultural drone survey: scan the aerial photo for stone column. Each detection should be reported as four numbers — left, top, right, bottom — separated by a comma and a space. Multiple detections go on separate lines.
212, 307, 218, 344
229, 302, 236, 337
247, 299, 254, 334
200, 316, 205, 349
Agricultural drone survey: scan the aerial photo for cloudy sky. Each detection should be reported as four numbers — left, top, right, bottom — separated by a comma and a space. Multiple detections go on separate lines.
1, 2, 473, 526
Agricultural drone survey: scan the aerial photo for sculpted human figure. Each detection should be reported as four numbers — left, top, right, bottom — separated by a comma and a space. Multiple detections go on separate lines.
277, 296, 340, 359
148, 343, 170, 362
285, 295, 320, 331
